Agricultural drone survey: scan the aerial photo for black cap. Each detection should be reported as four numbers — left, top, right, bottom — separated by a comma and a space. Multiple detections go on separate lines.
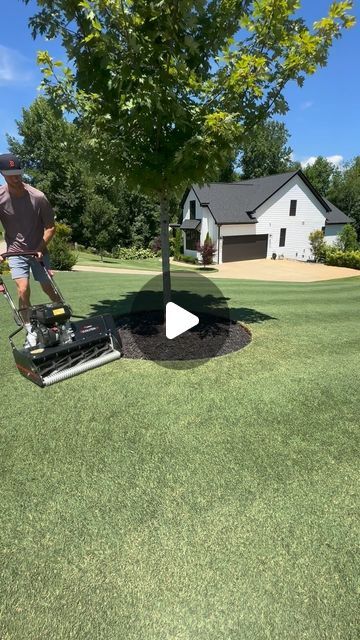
0, 153, 22, 176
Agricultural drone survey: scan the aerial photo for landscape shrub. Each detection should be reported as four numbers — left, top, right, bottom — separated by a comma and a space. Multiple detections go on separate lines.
324, 248, 360, 270
149, 236, 161, 254
177, 254, 198, 264
113, 246, 156, 260
309, 229, 326, 262
196, 232, 217, 267
0, 259, 10, 275
172, 228, 183, 261
48, 223, 78, 270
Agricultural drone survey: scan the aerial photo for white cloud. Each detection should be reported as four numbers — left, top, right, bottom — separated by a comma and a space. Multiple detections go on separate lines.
0, 45, 34, 87
326, 155, 344, 168
301, 156, 317, 168
300, 101, 313, 110
301, 155, 344, 169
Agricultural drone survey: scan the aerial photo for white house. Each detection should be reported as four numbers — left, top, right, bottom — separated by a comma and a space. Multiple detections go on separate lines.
178, 171, 351, 263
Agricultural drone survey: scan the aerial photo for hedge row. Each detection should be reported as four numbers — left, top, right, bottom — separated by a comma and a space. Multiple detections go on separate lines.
324, 248, 360, 270
112, 246, 156, 260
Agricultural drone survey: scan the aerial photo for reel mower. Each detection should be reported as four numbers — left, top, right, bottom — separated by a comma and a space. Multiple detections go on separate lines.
0, 251, 122, 387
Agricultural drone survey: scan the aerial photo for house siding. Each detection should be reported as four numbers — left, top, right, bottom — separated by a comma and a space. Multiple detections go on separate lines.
255, 175, 327, 261
182, 188, 218, 261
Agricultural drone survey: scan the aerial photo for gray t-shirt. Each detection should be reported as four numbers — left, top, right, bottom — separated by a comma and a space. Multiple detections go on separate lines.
0, 183, 55, 253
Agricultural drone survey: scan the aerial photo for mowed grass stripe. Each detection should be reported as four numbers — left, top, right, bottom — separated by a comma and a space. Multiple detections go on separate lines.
0, 273, 359, 639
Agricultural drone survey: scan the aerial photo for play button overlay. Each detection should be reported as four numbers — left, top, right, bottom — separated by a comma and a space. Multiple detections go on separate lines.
166, 302, 199, 339
116, 269, 251, 369
116, 269, 252, 369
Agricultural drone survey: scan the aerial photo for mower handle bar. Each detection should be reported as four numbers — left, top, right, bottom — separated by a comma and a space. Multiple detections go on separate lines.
1, 250, 42, 259
1, 250, 68, 308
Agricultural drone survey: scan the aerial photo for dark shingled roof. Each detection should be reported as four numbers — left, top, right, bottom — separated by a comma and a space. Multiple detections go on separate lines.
323, 198, 353, 224
184, 171, 351, 226
180, 219, 201, 230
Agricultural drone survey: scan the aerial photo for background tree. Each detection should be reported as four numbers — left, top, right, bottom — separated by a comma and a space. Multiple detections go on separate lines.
240, 120, 298, 179
328, 157, 360, 235
23, 0, 354, 305
7, 97, 160, 248
216, 152, 239, 182
302, 156, 336, 196
336, 223, 358, 251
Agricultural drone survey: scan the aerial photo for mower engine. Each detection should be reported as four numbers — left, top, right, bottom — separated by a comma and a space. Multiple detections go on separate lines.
29, 302, 74, 348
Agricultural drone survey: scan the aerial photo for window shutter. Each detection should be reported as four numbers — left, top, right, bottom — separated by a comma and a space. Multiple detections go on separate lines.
279, 228, 286, 247
289, 200, 297, 216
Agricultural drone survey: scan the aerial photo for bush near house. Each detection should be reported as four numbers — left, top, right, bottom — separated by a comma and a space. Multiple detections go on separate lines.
170, 229, 183, 260
309, 229, 326, 262
196, 233, 217, 268
323, 247, 360, 270
177, 255, 198, 264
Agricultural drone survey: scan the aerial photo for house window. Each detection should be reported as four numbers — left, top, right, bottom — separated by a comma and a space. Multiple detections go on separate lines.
189, 200, 196, 219
279, 228, 286, 247
289, 200, 297, 216
185, 229, 200, 251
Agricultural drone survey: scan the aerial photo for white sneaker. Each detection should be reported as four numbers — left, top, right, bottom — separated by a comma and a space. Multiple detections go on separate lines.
23, 325, 38, 349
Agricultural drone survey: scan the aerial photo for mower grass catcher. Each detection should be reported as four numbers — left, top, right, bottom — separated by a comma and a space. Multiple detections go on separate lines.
0, 251, 122, 387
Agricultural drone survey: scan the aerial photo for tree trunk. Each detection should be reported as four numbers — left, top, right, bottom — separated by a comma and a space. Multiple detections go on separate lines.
160, 192, 171, 307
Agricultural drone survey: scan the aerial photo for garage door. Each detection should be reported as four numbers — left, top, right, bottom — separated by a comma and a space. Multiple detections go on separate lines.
222, 234, 268, 262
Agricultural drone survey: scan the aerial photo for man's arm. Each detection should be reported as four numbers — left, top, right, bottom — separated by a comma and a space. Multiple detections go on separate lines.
37, 194, 56, 256
38, 226, 56, 252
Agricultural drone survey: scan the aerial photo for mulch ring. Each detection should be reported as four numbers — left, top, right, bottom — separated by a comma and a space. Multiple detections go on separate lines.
115, 310, 251, 361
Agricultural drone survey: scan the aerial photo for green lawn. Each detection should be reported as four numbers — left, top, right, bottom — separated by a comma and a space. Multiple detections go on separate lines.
76, 251, 199, 271
0, 272, 359, 639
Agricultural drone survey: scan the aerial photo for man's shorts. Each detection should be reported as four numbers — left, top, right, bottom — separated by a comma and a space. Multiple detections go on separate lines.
7, 253, 51, 284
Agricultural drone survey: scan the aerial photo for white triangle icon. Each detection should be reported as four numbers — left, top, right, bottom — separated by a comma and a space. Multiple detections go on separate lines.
166, 302, 199, 340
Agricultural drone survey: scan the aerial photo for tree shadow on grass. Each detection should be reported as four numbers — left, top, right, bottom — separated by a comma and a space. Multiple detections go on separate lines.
88, 287, 277, 327
87, 282, 276, 366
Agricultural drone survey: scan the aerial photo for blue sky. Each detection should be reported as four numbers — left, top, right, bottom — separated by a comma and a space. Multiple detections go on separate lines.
0, 0, 359, 180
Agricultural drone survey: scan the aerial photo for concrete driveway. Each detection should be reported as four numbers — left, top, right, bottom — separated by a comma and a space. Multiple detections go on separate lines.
208, 258, 360, 282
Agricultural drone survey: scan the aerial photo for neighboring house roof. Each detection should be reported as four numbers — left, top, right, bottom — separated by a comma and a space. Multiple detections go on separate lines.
181, 170, 352, 225
323, 198, 352, 225
180, 219, 201, 230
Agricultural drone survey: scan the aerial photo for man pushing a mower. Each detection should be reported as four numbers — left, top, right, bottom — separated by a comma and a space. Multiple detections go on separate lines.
0, 152, 122, 387
0, 153, 61, 347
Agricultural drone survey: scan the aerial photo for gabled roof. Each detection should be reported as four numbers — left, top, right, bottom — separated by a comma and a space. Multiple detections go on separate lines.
181, 170, 351, 225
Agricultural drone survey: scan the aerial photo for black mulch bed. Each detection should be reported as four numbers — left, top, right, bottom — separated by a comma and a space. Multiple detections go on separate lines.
115, 310, 251, 361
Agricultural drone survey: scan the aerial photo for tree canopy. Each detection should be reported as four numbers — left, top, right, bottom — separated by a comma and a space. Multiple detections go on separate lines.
240, 120, 298, 179
7, 96, 160, 250
22, 0, 355, 303
328, 157, 360, 234
24, 0, 355, 193
302, 156, 336, 196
